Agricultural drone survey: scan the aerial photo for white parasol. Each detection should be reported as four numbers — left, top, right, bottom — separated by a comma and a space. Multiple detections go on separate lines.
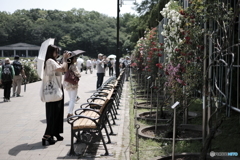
77, 57, 84, 63
37, 38, 55, 79
107, 54, 116, 59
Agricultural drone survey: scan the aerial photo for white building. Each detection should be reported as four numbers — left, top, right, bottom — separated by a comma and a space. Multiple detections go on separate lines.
0, 43, 40, 57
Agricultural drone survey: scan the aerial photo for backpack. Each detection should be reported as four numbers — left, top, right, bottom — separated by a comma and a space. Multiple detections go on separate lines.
107, 61, 112, 68
12, 61, 22, 75
1, 64, 13, 82
122, 62, 126, 68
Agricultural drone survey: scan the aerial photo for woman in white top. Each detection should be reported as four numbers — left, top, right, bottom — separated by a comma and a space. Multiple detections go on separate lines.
42, 45, 68, 146
63, 52, 81, 118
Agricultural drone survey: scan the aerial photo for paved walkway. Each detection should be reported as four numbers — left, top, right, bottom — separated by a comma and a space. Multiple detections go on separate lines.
0, 68, 130, 160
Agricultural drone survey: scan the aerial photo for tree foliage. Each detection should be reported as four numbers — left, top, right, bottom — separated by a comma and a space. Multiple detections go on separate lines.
134, 0, 170, 37
0, 8, 138, 58
0, 1, 168, 58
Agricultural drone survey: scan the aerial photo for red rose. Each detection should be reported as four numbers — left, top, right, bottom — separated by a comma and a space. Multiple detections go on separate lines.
179, 10, 185, 15
156, 63, 163, 69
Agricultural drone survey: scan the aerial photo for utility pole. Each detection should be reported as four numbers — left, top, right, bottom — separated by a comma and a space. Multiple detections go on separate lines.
116, 0, 121, 77
116, 0, 135, 77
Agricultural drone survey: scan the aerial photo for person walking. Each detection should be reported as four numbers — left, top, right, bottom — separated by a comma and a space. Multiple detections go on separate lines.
103, 55, 108, 75
96, 53, 106, 89
63, 51, 82, 118
12, 55, 27, 97
0, 58, 15, 102
85, 58, 92, 74
92, 59, 97, 69
77, 57, 84, 72
108, 58, 114, 76
123, 56, 131, 81
41, 45, 68, 146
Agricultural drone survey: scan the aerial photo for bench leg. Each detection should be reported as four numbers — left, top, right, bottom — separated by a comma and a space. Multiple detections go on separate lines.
106, 117, 115, 135
69, 129, 76, 156
109, 109, 116, 125
112, 101, 118, 117
98, 128, 109, 156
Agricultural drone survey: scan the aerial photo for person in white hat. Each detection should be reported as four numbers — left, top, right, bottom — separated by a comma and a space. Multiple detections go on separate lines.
0, 58, 15, 102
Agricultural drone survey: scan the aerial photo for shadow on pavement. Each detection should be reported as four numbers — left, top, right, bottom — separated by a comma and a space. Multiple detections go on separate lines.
8, 142, 45, 156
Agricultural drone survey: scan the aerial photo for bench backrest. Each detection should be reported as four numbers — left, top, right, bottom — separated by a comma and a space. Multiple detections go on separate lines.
99, 88, 114, 114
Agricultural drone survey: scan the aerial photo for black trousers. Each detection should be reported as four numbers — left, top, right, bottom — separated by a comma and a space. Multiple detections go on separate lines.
2, 81, 12, 100
96, 73, 104, 89
44, 91, 64, 136
109, 67, 113, 76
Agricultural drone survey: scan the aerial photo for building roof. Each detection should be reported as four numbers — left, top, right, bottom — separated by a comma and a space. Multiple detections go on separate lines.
0, 43, 40, 50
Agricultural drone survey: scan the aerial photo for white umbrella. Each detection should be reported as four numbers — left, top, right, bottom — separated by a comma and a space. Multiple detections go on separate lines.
77, 57, 84, 63
37, 38, 55, 79
107, 54, 116, 59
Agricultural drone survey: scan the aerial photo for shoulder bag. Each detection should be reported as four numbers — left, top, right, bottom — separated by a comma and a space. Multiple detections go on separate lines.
40, 73, 63, 102
64, 69, 79, 85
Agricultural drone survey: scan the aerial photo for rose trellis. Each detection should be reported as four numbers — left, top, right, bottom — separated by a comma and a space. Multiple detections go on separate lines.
159, 0, 205, 115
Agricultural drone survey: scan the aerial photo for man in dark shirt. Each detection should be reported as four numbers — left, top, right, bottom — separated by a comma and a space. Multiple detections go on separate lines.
12, 55, 26, 97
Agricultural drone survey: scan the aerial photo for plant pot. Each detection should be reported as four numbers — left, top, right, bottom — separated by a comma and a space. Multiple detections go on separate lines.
134, 101, 152, 109
138, 124, 202, 141
137, 111, 171, 122
137, 111, 198, 122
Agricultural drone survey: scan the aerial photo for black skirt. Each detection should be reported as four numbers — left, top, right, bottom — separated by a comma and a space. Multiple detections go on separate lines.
44, 91, 64, 136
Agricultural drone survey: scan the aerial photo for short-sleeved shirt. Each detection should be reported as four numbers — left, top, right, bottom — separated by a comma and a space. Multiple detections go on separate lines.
96, 59, 105, 73
86, 60, 92, 67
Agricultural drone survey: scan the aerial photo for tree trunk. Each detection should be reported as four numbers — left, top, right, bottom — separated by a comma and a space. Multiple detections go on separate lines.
199, 118, 223, 160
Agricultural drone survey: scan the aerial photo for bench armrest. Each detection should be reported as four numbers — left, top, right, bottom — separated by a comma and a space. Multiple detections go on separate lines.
74, 107, 100, 115
90, 93, 107, 98
100, 86, 113, 90
80, 102, 103, 108
67, 114, 100, 124
87, 97, 107, 103
93, 91, 109, 95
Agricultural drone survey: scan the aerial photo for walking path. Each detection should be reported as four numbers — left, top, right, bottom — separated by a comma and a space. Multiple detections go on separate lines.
0, 68, 130, 160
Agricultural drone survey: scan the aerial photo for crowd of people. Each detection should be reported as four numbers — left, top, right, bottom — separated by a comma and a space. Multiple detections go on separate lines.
0, 45, 132, 146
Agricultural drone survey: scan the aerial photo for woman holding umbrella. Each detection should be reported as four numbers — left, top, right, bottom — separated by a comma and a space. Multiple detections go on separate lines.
63, 51, 82, 119
41, 45, 69, 145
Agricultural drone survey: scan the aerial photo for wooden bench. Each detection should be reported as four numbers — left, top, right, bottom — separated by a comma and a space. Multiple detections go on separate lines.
93, 69, 125, 107
87, 79, 121, 124
67, 88, 114, 156
67, 70, 125, 156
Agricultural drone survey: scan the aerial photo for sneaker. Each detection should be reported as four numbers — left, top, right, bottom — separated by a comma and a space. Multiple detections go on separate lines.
16, 94, 21, 97
76, 96, 80, 102
67, 114, 74, 120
